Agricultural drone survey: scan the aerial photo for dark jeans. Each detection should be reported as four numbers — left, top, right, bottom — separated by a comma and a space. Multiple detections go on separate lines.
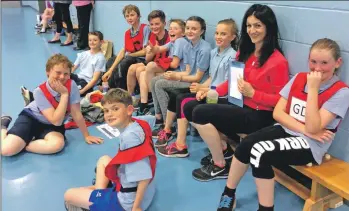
70, 73, 93, 96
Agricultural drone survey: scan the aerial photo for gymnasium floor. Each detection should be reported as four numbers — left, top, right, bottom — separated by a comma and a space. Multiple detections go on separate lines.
2, 7, 348, 211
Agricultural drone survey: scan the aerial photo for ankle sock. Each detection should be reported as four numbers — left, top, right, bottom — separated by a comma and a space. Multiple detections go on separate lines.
258, 204, 274, 211
223, 186, 236, 197
139, 103, 147, 112
214, 162, 225, 168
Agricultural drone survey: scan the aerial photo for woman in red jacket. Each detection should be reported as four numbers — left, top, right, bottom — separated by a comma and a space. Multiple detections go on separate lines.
186, 4, 290, 182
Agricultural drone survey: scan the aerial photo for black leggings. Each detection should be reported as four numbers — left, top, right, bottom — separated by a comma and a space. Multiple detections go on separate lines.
191, 102, 274, 140
76, 3, 92, 48
166, 88, 194, 118
234, 125, 316, 179
183, 98, 228, 122
54, 3, 73, 33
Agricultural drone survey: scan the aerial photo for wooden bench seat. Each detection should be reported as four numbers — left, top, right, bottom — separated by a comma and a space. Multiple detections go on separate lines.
231, 134, 349, 211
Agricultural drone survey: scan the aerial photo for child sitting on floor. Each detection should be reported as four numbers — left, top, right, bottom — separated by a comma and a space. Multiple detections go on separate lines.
21, 31, 106, 103
71, 31, 106, 96
64, 88, 156, 211
1, 54, 103, 157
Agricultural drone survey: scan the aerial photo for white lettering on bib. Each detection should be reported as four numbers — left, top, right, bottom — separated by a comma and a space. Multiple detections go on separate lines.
290, 97, 306, 122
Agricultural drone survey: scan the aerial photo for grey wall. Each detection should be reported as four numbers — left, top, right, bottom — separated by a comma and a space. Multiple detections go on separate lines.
21, 0, 39, 11
93, 1, 349, 162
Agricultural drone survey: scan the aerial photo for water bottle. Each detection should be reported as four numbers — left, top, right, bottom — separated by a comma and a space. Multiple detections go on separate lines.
206, 86, 219, 104
102, 82, 109, 94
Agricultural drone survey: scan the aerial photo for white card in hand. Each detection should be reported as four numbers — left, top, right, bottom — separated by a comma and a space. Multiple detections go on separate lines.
97, 124, 120, 139
229, 65, 244, 100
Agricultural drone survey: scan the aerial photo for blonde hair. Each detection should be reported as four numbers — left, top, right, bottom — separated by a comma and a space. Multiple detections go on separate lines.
169, 19, 186, 33
46, 54, 72, 72
218, 18, 239, 51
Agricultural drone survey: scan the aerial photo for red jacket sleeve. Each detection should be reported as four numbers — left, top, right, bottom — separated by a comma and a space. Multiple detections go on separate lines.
215, 51, 239, 97
216, 80, 229, 96
251, 60, 289, 107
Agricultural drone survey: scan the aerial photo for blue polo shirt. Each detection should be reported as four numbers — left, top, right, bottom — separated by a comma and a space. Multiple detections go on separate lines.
116, 121, 155, 211
164, 37, 189, 71
183, 38, 211, 81
24, 80, 81, 124
209, 47, 237, 86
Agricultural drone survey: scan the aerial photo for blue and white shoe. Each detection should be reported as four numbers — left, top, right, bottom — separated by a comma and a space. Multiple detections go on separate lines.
217, 194, 236, 211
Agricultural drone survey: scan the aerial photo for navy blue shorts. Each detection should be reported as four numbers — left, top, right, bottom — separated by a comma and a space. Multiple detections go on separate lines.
7, 110, 65, 144
89, 187, 124, 211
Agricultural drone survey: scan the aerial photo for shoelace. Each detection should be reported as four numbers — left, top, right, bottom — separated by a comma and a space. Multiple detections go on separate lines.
218, 195, 233, 208
202, 162, 215, 174
165, 142, 177, 151
158, 130, 169, 141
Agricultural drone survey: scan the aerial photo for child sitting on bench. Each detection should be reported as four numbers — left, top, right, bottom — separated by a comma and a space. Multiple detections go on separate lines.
216, 38, 349, 211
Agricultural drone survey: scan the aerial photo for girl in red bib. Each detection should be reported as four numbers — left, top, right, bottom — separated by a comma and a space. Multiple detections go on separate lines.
216, 38, 349, 211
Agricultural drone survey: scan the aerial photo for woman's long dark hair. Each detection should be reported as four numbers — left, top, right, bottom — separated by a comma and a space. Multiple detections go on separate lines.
238, 4, 283, 67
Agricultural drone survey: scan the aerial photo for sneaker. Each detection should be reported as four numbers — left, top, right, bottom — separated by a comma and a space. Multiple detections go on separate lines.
157, 142, 189, 158
34, 24, 42, 29
217, 194, 236, 211
136, 107, 152, 116
192, 162, 229, 182
20, 86, 34, 106
1, 116, 12, 129
152, 124, 164, 138
154, 129, 173, 147
201, 145, 234, 166
132, 95, 140, 109
155, 118, 163, 126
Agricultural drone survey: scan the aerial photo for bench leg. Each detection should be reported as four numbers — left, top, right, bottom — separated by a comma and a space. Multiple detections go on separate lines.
303, 181, 343, 211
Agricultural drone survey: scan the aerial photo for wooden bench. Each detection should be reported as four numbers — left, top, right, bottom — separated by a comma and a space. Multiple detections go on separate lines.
232, 134, 349, 211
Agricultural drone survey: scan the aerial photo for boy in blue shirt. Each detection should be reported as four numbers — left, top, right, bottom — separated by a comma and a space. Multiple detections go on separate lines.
1, 54, 103, 156
64, 88, 156, 211
71, 31, 106, 96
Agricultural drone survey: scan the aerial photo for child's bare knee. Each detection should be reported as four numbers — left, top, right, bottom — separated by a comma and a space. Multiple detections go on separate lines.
64, 189, 72, 201
48, 138, 65, 153
136, 66, 145, 73
1, 147, 17, 157
97, 155, 111, 166
129, 64, 136, 72
146, 62, 157, 72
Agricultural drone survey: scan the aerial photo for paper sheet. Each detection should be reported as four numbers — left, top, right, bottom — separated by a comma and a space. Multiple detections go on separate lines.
97, 124, 120, 139
229, 65, 244, 100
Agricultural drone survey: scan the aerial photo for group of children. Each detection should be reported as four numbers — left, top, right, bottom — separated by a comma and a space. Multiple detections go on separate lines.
2, 3, 349, 211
